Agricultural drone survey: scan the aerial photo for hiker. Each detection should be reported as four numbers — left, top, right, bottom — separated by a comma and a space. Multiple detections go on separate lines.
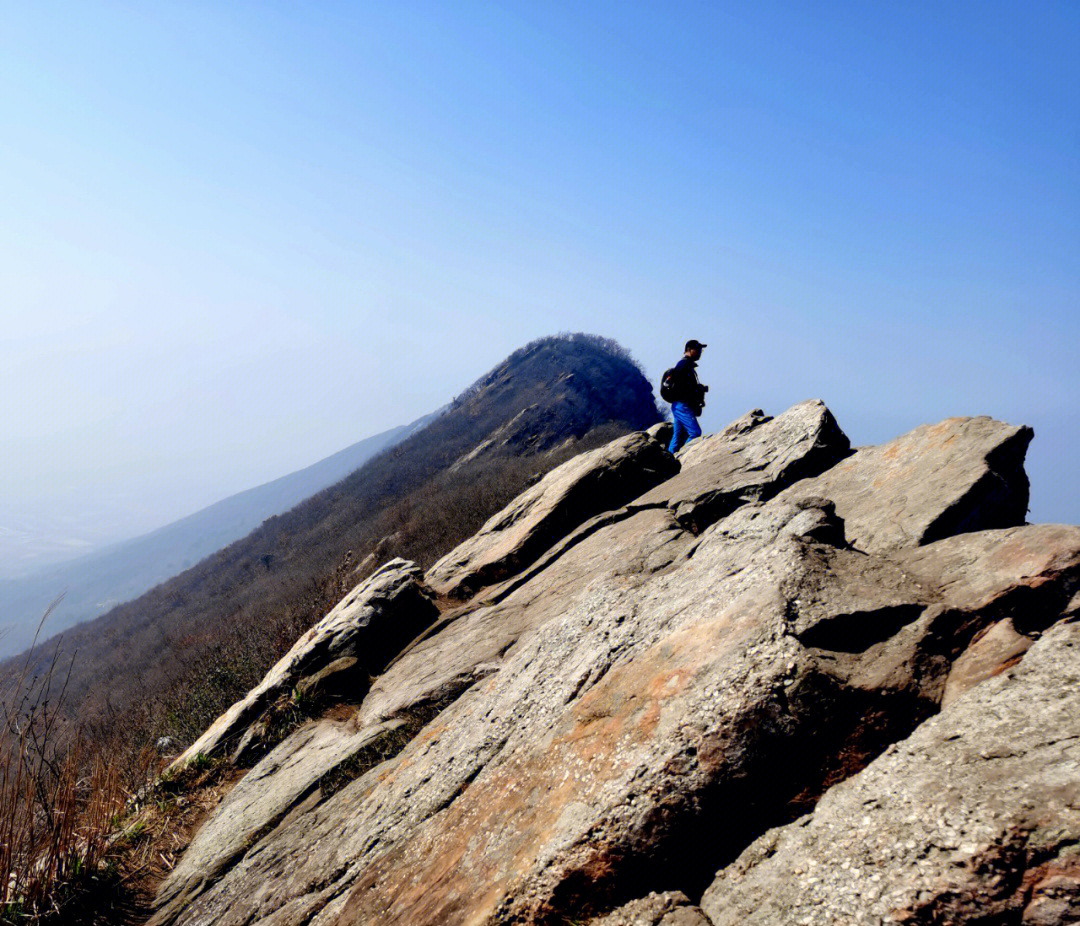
660, 339, 708, 454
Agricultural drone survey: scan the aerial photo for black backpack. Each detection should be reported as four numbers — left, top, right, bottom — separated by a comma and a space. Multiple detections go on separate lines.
660, 367, 679, 403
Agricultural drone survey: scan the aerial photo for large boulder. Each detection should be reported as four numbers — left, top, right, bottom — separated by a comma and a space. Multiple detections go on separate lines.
700, 619, 1080, 926
425, 429, 679, 599
168, 559, 437, 770
776, 415, 1032, 553
633, 400, 851, 532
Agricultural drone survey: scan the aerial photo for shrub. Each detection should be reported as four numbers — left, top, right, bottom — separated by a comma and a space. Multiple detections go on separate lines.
0, 603, 147, 925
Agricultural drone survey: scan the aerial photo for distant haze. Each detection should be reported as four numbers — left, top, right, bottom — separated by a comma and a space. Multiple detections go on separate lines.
0, 414, 434, 657
3, 1, 1077, 570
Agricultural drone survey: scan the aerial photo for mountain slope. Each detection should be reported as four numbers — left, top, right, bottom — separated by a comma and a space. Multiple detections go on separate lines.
0, 414, 436, 659
6, 333, 660, 746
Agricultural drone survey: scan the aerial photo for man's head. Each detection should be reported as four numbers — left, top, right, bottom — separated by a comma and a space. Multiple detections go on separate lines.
684, 338, 706, 360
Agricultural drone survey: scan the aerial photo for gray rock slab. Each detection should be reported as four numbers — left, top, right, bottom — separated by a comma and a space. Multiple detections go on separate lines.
152, 504, 695, 925
426, 429, 679, 599
777, 415, 1032, 553
152, 717, 401, 925
155, 501, 1080, 926
369, 403, 851, 729
891, 523, 1080, 615
700, 620, 1080, 926
787, 523, 1080, 697
168, 558, 437, 770
633, 400, 851, 533
359, 505, 692, 727
880, 525, 1080, 705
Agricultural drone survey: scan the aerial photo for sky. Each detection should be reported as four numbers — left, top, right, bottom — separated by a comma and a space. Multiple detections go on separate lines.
1, 0, 1077, 570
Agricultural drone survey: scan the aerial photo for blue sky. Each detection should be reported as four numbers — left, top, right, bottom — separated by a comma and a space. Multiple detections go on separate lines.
1, 0, 1077, 562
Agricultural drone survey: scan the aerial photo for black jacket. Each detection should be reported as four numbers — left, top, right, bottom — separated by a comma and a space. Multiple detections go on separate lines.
672, 357, 706, 413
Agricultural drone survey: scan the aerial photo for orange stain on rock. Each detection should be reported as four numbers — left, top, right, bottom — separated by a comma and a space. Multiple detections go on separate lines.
332, 618, 750, 925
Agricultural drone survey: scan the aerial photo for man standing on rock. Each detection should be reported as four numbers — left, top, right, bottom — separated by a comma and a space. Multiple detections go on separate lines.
662, 339, 708, 454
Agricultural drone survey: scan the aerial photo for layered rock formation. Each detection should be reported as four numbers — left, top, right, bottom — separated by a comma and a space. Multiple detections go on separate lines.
701, 620, 1080, 925
151, 402, 1080, 926
168, 560, 438, 769
426, 429, 680, 599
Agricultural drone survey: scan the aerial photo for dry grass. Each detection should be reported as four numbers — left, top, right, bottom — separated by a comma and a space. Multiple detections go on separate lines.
0, 600, 240, 925
0, 601, 150, 925
81, 761, 244, 926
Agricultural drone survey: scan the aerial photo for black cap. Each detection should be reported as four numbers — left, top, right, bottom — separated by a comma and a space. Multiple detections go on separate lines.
685, 339, 707, 351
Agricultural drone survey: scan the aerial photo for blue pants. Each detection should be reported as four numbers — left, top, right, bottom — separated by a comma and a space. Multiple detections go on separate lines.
668, 402, 702, 453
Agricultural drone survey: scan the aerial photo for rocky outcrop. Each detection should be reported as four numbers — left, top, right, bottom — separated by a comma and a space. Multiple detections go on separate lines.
358, 401, 853, 741
634, 400, 850, 532
150, 407, 1080, 926
426, 430, 679, 599
168, 559, 437, 770
700, 620, 1080, 926
360, 504, 693, 730
318, 521, 1077, 926
775, 415, 1032, 553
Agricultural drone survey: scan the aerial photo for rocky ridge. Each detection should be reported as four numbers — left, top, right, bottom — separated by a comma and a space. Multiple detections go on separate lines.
150, 400, 1079, 926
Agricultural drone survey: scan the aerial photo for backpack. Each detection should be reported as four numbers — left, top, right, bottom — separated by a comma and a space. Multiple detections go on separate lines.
659, 367, 679, 403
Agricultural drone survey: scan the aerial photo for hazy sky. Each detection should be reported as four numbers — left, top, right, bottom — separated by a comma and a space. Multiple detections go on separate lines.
2, 0, 1078, 559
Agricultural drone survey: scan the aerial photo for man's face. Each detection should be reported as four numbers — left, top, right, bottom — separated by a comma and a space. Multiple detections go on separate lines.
686, 346, 702, 361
